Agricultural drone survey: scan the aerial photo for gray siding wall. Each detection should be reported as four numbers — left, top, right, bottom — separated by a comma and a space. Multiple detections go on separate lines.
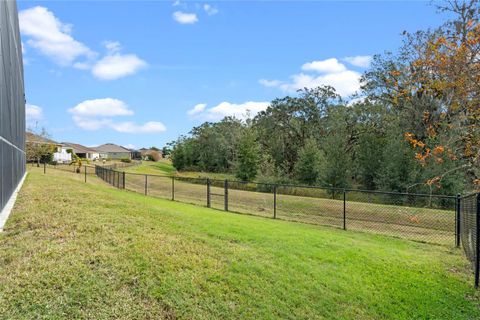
0, 0, 26, 212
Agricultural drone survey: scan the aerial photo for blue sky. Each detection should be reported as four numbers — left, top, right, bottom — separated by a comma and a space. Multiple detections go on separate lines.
19, 0, 447, 149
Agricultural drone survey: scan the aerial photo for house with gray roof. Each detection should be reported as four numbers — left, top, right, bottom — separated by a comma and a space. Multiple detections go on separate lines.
62, 142, 101, 160
26, 132, 72, 163
94, 143, 132, 160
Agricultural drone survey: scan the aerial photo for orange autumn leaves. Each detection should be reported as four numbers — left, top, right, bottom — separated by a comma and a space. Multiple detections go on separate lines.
399, 12, 480, 187
405, 132, 450, 166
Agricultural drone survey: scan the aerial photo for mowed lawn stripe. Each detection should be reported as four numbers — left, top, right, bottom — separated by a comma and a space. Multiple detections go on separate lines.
0, 169, 478, 319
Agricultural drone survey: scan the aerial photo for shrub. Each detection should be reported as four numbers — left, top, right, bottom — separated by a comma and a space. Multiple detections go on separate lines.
120, 158, 132, 163
145, 151, 161, 162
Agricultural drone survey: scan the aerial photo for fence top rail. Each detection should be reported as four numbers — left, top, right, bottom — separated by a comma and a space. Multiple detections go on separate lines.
460, 192, 480, 200
343, 188, 456, 199
94, 165, 458, 199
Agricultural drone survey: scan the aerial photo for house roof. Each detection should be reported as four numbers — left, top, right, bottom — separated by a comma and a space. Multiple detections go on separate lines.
26, 132, 59, 145
62, 142, 97, 154
95, 143, 131, 153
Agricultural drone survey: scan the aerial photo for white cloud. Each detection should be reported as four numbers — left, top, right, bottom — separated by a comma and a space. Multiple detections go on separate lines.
279, 71, 361, 97
302, 58, 346, 73
111, 121, 167, 133
19, 7, 146, 81
172, 0, 181, 6
124, 144, 137, 150
69, 98, 134, 117
26, 104, 43, 127
188, 101, 269, 121
92, 54, 147, 80
187, 103, 207, 116
173, 11, 198, 24
203, 4, 218, 15
26, 104, 43, 121
260, 57, 363, 97
69, 98, 166, 134
19, 6, 95, 65
104, 41, 121, 54
344, 55, 372, 68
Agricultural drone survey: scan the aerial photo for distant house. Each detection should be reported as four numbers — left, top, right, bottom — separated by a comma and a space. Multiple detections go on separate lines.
26, 132, 71, 163
95, 143, 132, 159
62, 142, 101, 160
130, 149, 142, 160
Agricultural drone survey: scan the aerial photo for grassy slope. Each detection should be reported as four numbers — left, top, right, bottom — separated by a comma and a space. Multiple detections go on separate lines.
120, 170, 454, 245
0, 168, 478, 319
124, 159, 235, 180
123, 159, 176, 175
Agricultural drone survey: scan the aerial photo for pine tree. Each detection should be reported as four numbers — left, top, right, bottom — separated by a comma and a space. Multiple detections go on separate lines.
294, 138, 323, 185
235, 129, 260, 181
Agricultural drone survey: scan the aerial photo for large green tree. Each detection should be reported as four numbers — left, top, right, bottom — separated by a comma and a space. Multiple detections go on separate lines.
235, 129, 260, 181
294, 138, 324, 185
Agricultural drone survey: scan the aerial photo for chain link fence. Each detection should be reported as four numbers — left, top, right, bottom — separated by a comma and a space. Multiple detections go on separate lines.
91, 168, 459, 246
459, 193, 480, 288
38, 164, 480, 287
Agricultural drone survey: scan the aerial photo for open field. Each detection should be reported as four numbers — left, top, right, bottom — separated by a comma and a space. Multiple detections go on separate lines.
123, 159, 236, 180
0, 167, 478, 319
116, 171, 456, 245
121, 159, 176, 175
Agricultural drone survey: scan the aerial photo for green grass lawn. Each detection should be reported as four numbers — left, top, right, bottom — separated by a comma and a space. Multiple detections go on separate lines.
0, 168, 479, 319
122, 159, 176, 175
119, 171, 455, 245
123, 159, 236, 180
119, 161, 456, 245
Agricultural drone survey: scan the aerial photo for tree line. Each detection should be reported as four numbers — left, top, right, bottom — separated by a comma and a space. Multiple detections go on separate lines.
170, 0, 480, 195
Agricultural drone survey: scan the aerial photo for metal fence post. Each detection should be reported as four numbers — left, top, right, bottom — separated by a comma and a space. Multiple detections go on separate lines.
43, 162, 46, 174
207, 178, 211, 208
273, 185, 277, 219
123, 171, 126, 189
172, 177, 175, 201
144, 175, 148, 195
456, 194, 461, 247
224, 179, 229, 211
475, 194, 480, 288
84, 166, 87, 183
343, 189, 346, 230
